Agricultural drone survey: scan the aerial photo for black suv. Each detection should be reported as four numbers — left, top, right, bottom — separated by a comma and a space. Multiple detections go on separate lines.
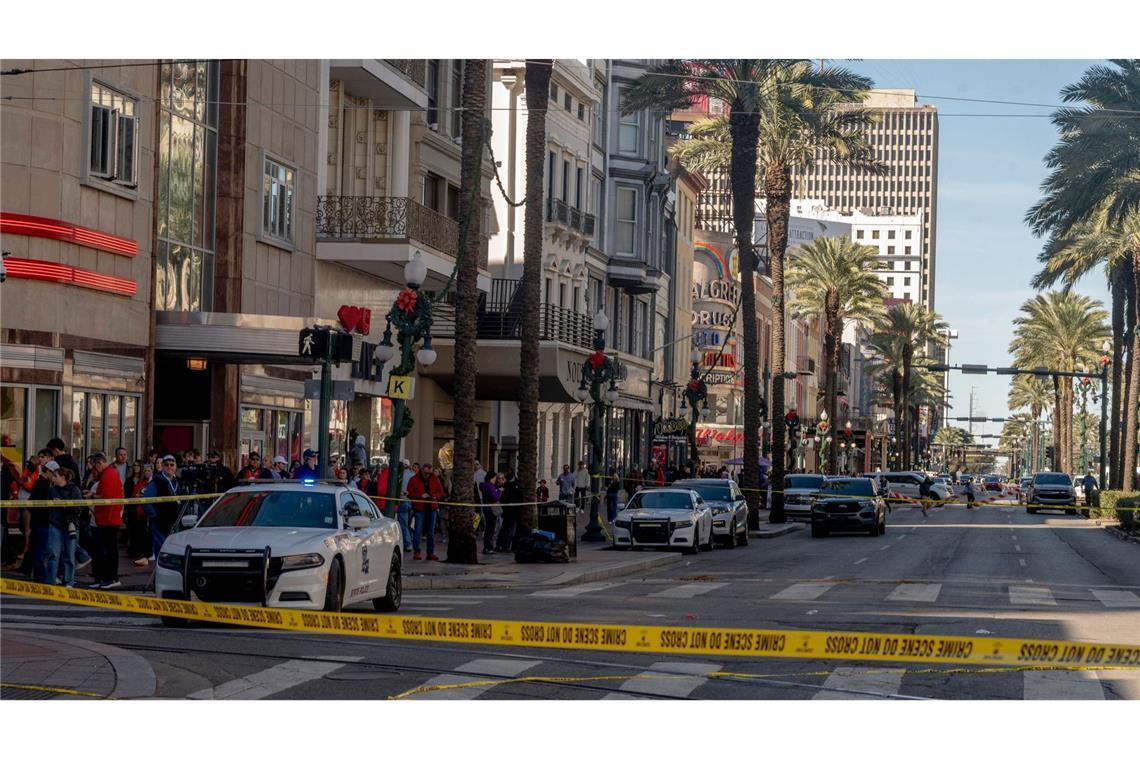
811, 477, 887, 538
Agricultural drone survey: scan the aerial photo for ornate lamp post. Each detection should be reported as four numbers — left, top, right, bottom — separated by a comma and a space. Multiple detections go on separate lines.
375, 251, 438, 516
815, 411, 832, 475
679, 348, 710, 477
1097, 340, 1110, 489
784, 403, 800, 474
575, 310, 620, 542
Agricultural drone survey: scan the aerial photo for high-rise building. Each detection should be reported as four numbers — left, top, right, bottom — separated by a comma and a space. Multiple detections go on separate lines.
794, 89, 939, 308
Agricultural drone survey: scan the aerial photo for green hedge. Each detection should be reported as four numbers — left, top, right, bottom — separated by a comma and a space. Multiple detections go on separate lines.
1083, 490, 1140, 528
1116, 496, 1139, 533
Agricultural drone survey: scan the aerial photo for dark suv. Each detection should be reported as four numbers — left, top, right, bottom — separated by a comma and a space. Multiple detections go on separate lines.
811, 477, 886, 538
1026, 472, 1077, 515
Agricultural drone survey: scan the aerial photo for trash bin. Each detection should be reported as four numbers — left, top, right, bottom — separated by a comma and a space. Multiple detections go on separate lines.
537, 500, 577, 558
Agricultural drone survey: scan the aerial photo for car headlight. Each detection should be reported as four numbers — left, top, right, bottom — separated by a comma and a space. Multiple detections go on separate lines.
673, 520, 693, 528
157, 551, 184, 572
279, 553, 325, 571
615, 520, 631, 529
859, 500, 876, 510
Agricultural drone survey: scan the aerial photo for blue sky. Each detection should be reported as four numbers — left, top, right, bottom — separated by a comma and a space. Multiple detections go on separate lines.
847, 60, 1109, 440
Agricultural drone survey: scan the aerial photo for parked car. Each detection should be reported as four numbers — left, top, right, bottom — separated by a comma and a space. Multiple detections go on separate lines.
1016, 476, 1033, 504
867, 471, 950, 503
1025, 472, 1078, 514
672, 479, 749, 548
811, 477, 887, 538
780, 474, 826, 521
984, 474, 1003, 492
155, 481, 403, 622
612, 488, 713, 554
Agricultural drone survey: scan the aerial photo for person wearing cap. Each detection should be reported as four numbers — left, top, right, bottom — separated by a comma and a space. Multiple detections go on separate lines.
206, 450, 235, 492
271, 455, 289, 480
295, 449, 321, 481
536, 479, 549, 502
29, 456, 56, 582
89, 452, 125, 589
143, 455, 181, 565
237, 452, 273, 481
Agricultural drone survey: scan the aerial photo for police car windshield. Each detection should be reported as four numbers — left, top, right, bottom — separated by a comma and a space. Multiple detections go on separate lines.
673, 481, 732, 501
199, 491, 338, 529
819, 478, 874, 497
626, 491, 693, 510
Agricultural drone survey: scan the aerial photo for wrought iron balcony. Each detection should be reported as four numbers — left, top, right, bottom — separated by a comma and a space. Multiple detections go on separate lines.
316, 196, 458, 258
432, 280, 594, 349
384, 59, 426, 88
546, 197, 596, 236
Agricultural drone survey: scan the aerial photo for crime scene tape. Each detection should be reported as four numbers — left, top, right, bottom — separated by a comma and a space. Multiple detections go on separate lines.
3, 578, 1138, 670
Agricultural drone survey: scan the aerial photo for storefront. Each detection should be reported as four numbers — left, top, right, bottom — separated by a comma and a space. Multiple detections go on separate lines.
1, 383, 61, 465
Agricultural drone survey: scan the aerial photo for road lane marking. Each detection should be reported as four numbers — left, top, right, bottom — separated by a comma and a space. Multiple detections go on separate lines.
813, 667, 907, 699
530, 582, 625, 598
878, 545, 891, 551
770, 582, 836, 601
853, 558, 868, 565
1014, 545, 1022, 552
648, 583, 728, 599
1090, 589, 1140, 608
188, 657, 361, 699
1009, 586, 1056, 606
603, 661, 722, 699
1018, 559, 1027, 567
886, 584, 942, 603
405, 658, 543, 700
1023, 670, 1104, 700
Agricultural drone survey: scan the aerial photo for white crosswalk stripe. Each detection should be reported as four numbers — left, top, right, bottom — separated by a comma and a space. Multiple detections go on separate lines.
188, 657, 361, 699
1090, 589, 1140, 608
885, 583, 942, 603
530, 582, 625, 598
813, 667, 907, 699
603, 661, 721, 699
1023, 670, 1105, 700
649, 583, 728, 599
770, 582, 835, 601
1009, 585, 1057, 606
405, 658, 543, 700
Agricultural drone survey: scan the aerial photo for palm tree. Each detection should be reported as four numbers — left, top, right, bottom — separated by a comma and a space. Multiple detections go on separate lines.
871, 304, 949, 470
1008, 374, 1054, 472
932, 426, 967, 471
624, 60, 882, 524
1025, 59, 1140, 489
866, 331, 906, 467
1009, 291, 1110, 475
447, 59, 489, 565
786, 235, 887, 473
1032, 209, 1138, 487
516, 60, 553, 531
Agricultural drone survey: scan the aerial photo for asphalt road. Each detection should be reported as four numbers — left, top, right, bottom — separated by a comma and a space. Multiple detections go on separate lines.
4, 499, 1138, 700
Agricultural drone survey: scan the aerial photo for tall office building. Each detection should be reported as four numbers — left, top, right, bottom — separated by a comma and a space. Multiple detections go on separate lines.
794, 89, 939, 308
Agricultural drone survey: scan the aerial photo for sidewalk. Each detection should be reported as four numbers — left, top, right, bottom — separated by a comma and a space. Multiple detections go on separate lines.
0, 629, 156, 700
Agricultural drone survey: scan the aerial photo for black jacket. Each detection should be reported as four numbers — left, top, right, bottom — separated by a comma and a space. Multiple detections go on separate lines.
49, 483, 84, 528
29, 474, 53, 528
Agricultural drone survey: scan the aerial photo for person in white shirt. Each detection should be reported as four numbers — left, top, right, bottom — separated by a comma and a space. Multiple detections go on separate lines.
113, 448, 130, 486
574, 461, 591, 514
473, 460, 487, 487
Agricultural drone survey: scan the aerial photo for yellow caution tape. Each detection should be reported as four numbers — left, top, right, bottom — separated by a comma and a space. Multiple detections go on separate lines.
0, 682, 114, 699
11, 493, 225, 509
3, 579, 1137, 669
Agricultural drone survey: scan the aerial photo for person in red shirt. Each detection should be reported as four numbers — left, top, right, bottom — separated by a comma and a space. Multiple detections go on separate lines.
406, 463, 445, 560
89, 452, 124, 589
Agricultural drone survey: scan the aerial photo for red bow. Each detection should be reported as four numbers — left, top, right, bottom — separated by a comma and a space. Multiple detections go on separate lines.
395, 289, 418, 315
588, 351, 605, 370
687, 378, 700, 393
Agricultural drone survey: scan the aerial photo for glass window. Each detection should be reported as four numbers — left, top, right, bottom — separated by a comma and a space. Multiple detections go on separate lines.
88, 81, 139, 187
615, 187, 637, 256
71, 392, 86, 463
426, 60, 440, 126
594, 85, 606, 145
855, 230, 864, 239
886, 277, 894, 286
577, 103, 585, 121
887, 246, 895, 255
33, 389, 59, 453
106, 395, 121, 452
871, 230, 880, 239
450, 60, 464, 137
262, 156, 296, 244
88, 394, 104, 456
562, 159, 569, 201
241, 407, 262, 431
618, 89, 641, 155
123, 396, 137, 460
1, 387, 27, 461
563, 92, 571, 111
888, 230, 895, 239
624, 491, 693, 510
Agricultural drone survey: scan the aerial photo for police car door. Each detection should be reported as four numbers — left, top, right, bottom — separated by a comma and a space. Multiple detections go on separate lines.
337, 491, 370, 599
352, 492, 387, 599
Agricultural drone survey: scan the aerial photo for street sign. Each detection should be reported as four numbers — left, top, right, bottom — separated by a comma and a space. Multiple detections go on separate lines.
386, 374, 415, 400
299, 327, 328, 360
304, 379, 355, 401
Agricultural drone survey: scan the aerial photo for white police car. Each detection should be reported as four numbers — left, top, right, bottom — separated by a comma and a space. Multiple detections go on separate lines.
612, 488, 713, 554
155, 481, 402, 622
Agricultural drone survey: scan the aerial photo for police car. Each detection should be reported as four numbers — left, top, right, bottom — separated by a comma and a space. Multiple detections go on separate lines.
155, 481, 402, 622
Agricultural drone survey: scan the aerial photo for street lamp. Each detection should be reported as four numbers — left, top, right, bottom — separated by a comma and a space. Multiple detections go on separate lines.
1097, 340, 1110, 489
681, 348, 710, 477
379, 250, 436, 517
816, 410, 831, 475
577, 310, 621, 542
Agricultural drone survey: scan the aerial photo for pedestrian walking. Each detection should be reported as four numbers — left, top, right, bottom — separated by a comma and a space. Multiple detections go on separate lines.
574, 461, 591, 515
556, 464, 575, 503
480, 472, 503, 555
88, 452, 124, 589
406, 463, 445, 560
1081, 470, 1098, 508
606, 467, 621, 522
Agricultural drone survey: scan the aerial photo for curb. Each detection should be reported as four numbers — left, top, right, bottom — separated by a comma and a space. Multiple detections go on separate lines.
404, 551, 683, 591
1105, 525, 1140, 545
748, 523, 804, 539
14, 631, 157, 699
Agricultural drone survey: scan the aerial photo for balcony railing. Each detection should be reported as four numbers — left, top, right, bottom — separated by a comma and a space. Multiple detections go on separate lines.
384, 59, 426, 88
317, 196, 458, 258
796, 356, 817, 375
546, 197, 596, 236
433, 285, 594, 350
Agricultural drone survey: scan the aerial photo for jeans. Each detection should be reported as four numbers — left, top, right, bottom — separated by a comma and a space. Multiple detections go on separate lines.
397, 500, 413, 550
482, 507, 500, 552
93, 525, 120, 583
45, 525, 77, 586
496, 510, 517, 552
31, 526, 51, 582
607, 492, 619, 522
413, 509, 437, 556
151, 524, 170, 562
575, 487, 589, 513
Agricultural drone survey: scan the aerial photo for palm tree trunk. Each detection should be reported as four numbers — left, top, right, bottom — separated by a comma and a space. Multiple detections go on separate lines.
516, 60, 551, 531
825, 302, 841, 474
892, 370, 902, 468
901, 344, 913, 470
729, 88, 763, 525
1121, 248, 1140, 491
1052, 375, 1064, 472
1110, 259, 1126, 488
447, 59, 488, 565
765, 161, 793, 520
